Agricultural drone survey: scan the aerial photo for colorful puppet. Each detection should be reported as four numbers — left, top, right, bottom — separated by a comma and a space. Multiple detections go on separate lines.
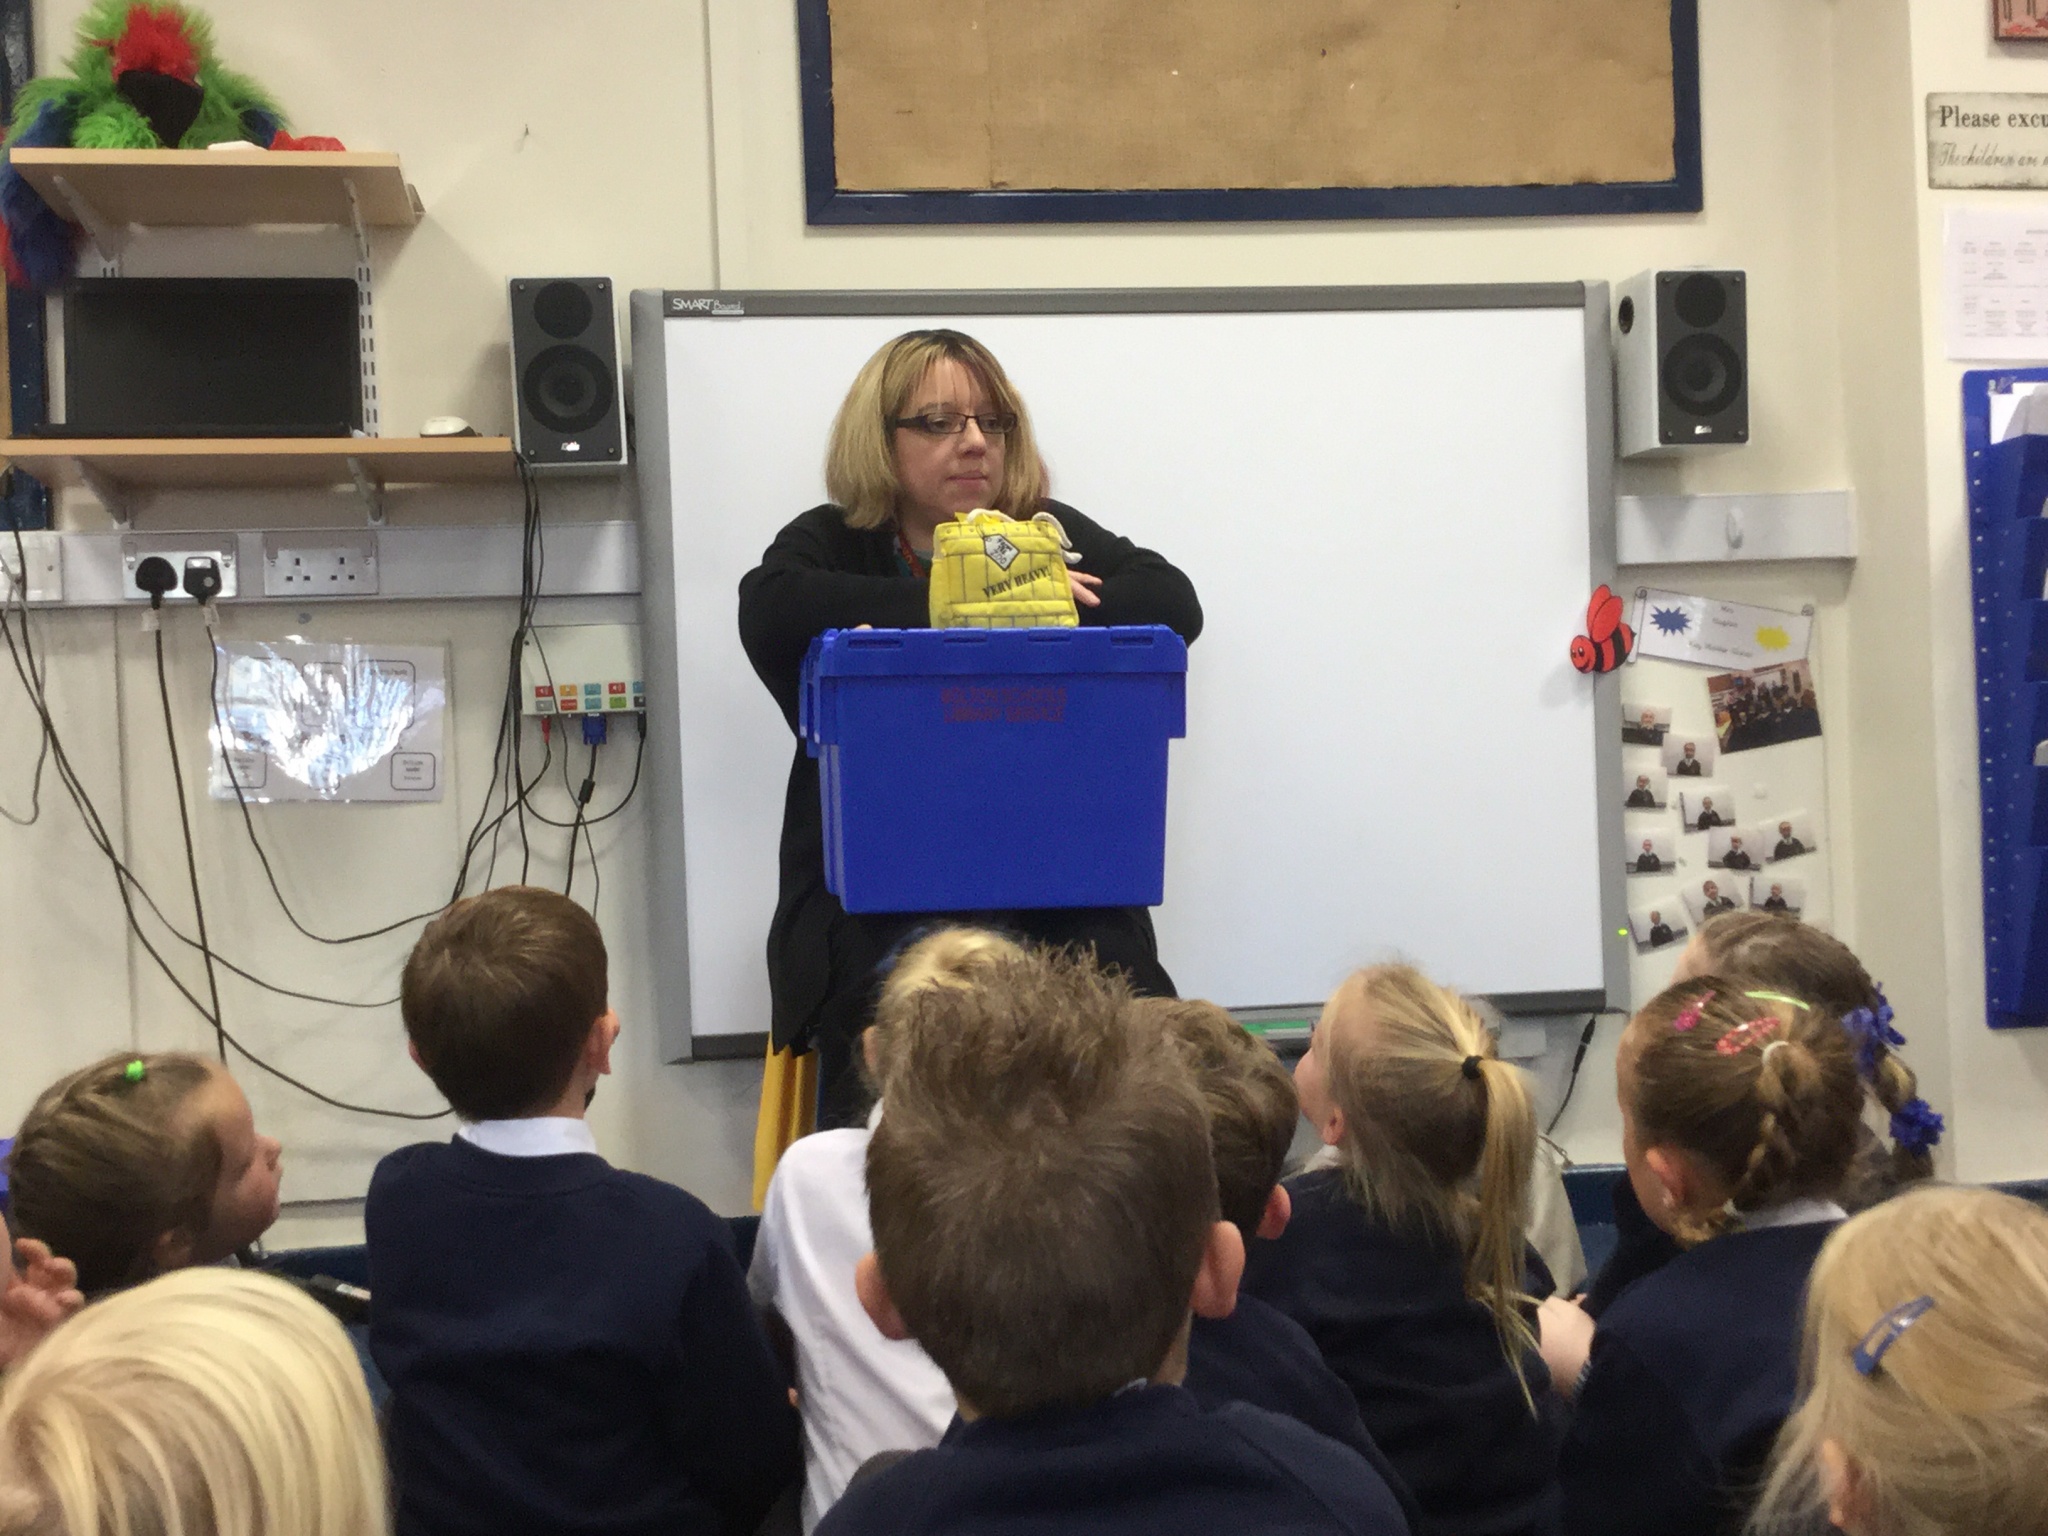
1570, 584, 1635, 675
0, 1, 343, 289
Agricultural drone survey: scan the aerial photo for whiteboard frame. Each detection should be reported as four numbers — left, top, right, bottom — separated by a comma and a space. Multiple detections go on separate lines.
631, 285, 1625, 1063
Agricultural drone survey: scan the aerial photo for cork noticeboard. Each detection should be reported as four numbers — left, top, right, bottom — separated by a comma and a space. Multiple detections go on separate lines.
797, 0, 1700, 224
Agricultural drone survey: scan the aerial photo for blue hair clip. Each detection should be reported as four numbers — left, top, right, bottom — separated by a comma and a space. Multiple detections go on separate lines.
1851, 1294, 1935, 1375
1841, 984, 1906, 1081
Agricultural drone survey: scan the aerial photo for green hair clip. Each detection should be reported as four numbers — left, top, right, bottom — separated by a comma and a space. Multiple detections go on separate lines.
1742, 990, 1810, 1011
123, 1058, 146, 1083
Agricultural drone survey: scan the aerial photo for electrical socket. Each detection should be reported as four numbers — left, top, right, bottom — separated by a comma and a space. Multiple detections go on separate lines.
0, 530, 61, 603
121, 536, 238, 602
262, 532, 379, 597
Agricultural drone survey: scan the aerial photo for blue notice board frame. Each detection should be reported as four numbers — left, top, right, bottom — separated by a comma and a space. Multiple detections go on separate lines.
1965, 369, 2048, 1028
797, 0, 1702, 226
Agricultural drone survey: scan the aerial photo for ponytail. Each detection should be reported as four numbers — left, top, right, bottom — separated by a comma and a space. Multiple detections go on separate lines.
1320, 967, 1540, 1395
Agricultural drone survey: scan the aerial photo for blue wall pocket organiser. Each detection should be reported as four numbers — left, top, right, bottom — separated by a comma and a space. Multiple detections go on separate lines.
801, 625, 1188, 915
1965, 368, 2048, 1027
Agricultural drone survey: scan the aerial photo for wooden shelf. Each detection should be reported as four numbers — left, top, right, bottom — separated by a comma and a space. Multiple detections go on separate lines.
0, 437, 514, 492
7, 149, 421, 229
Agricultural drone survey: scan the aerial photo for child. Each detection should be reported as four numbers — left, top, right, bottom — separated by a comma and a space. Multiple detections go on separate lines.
369, 886, 799, 1536
1243, 964, 1560, 1536
820, 948, 1407, 1535
0, 1267, 388, 1536
7, 1051, 283, 1296
1144, 997, 1426, 1535
750, 927, 1019, 1531
1580, 913, 1941, 1318
1752, 1185, 2048, 1536
1552, 979, 1864, 1536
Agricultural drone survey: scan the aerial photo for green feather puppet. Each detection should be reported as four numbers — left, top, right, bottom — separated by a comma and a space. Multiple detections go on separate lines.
0, 1, 342, 287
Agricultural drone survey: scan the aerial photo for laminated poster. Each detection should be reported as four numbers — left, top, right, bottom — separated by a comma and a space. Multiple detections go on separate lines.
1629, 589, 1813, 671
208, 640, 448, 804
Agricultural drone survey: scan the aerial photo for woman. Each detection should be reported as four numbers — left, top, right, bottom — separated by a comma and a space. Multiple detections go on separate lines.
738, 329, 1203, 1125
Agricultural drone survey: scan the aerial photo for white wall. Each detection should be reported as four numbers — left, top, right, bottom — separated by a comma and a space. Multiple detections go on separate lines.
12, 0, 2043, 1237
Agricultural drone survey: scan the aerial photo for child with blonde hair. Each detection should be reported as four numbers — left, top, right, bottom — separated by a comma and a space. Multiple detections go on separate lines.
1243, 963, 1561, 1536
0, 1267, 388, 1536
750, 926, 1023, 1531
7, 1051, 282, 1295
1555, 978, 1865, 1536
1583, 913, 1942, 1318
1751, 1184, 2048, 1536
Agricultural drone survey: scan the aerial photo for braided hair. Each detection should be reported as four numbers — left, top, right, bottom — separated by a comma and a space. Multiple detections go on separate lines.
1623, 977, 1863, 1246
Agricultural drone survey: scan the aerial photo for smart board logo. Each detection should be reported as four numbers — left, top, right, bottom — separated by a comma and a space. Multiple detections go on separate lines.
562, 441, 582, 452
1694, 424, 1711, 435
983, 533, 1020, 569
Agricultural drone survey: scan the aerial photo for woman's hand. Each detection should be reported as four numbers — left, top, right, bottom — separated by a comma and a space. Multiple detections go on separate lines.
1537, 1294, 1596, 1397
1069, 570, 1102, 609
0, 1217, 82, 1368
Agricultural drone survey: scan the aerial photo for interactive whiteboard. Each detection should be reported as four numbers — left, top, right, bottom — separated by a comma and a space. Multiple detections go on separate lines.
631, 287, 1625, 1058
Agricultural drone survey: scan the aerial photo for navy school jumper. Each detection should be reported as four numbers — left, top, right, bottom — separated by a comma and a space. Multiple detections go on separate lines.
812, 1382, 1410, 1536
1243, 1168, 1563, 1536
367, 1138, 799, 1536
1559, 1220, 1838, 1536
1185, 1293, 1426, 1534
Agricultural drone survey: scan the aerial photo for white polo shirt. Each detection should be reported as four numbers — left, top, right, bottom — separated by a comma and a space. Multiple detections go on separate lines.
748, 1109, 955, 1531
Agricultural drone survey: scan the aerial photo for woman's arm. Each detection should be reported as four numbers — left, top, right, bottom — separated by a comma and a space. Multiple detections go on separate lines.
738, 510, 928, 728
1050, 502, 1205, 645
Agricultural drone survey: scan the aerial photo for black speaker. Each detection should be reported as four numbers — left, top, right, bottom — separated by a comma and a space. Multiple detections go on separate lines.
1615, 270, 1748, 458
509, 277, 626, 471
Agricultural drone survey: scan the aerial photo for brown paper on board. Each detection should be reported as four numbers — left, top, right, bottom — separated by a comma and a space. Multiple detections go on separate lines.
828, 0, 1676, 193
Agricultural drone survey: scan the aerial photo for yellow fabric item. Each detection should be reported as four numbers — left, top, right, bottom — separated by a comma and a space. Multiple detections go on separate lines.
752, 1043, 818, 1210
928, 510, 1079, 629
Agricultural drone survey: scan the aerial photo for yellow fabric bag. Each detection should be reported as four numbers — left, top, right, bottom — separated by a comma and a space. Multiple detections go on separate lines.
928, 510, 1079, 629
751, 1042, 817, 1210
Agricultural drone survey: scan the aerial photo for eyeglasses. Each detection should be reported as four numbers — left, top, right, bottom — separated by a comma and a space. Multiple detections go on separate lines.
1851, 1295, 1934, 1375
888, 411, 1018, 437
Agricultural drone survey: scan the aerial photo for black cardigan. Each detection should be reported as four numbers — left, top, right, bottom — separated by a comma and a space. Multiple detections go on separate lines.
736, 501, 1203, 1054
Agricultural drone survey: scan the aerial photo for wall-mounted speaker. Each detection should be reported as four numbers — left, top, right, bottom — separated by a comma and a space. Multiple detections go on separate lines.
1615, 269, 1748, 459
509, 277, 626, 471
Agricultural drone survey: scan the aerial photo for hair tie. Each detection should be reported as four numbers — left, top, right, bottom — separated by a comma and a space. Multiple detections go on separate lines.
1842, 984, 1907, 1082
1890, 1096, 1945, 1154
1672, 990, 1714, 1032
1759, 1040, 1789, 1063
1715, 1015, 1781, 1055
122, 1059, 146, 1083
1461, 1055, 1483, 1080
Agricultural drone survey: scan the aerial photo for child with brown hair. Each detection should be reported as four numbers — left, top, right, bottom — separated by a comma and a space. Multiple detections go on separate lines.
822, 948, 1407, 1536
1581, 912, 1943, 1319
1750, 1184, 2048, 1536
750, 926, 1022, 1531
369, 885, 798, 1536
1554, 978, 1866, 1536
1144, 997, 1426, 1535
1242, 963, 1560, 1536
7, 1051, 282, 1296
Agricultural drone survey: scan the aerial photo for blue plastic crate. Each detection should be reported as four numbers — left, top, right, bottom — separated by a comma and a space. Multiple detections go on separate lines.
801, 625, 1188, 913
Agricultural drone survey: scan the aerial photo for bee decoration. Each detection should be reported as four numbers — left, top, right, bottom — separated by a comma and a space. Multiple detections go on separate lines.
1570, 584, 1634, 675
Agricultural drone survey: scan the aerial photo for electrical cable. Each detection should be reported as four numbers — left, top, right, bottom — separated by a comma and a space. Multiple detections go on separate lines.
562, 740, 599, 903
0, 524, 53, 825
153, 621, 229, 1063
1546, 1015, 1602, 1137
515, 716, 645, 830
0, 599, 445, 1118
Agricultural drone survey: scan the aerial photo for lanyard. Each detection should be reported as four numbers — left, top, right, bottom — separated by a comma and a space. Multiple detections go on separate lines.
896, 529, 927, 579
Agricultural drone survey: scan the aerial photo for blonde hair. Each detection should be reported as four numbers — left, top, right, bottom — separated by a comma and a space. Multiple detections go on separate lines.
0, 1268, 390, 1536
824, 330, 1048, 531
867, 927, 1026, 1091
1320, 965, 1538, 1383
1752, 1186, 2048, 1536
1626, 977, 1863, 1246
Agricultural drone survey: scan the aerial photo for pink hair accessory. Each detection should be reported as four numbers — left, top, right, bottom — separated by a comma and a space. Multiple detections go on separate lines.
1715, 1015, 1782, 1055
1672, 991, 1715, 1032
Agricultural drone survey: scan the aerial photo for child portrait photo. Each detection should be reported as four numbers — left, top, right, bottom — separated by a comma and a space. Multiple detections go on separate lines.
1681, 783, 1734, 833
1629, 902, 1689, 953
1628, 829, 1677, 875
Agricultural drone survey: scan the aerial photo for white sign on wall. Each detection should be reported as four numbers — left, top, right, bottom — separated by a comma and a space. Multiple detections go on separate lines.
1929, 94, 2048, 189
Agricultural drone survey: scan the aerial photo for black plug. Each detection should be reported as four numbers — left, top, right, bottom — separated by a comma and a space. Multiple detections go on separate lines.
134, 554, 177, 609
181, 557, 222, 604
